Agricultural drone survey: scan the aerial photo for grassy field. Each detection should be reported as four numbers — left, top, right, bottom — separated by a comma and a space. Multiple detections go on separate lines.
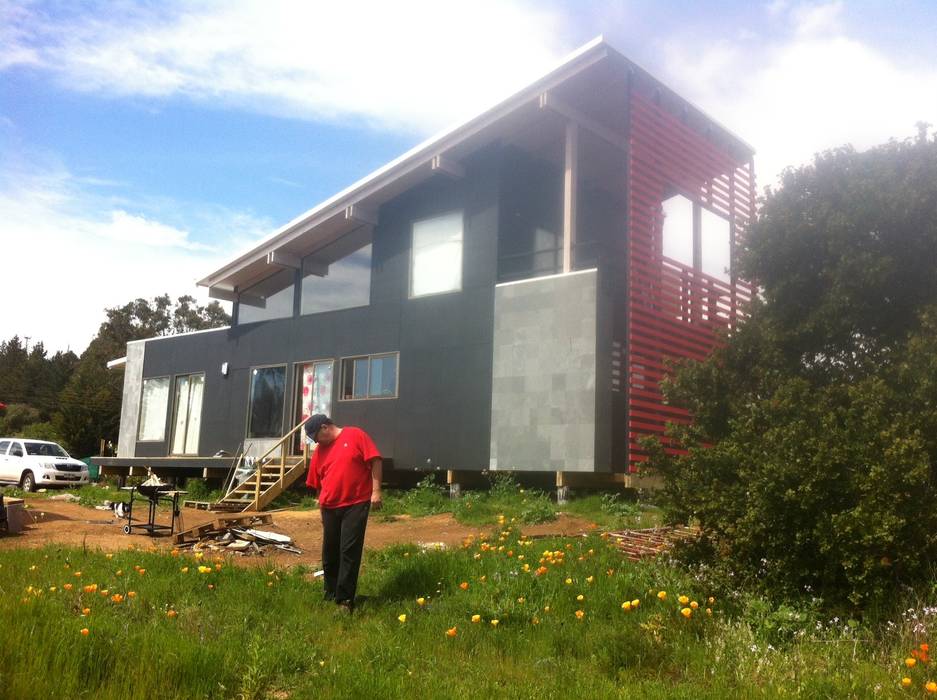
1, 522, 929, 699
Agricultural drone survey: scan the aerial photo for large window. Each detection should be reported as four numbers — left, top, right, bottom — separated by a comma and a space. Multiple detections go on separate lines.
340, 353, 398, 400
238, 267, 295, 325
170, 373, 204, 455
661, 194, 695, 268
661, 190, 732, 282
411, 211, 463, 297
247, 365, 287, 438
137, 376, 170, 441
700, 207, 731, 283
301, 243, 372, 315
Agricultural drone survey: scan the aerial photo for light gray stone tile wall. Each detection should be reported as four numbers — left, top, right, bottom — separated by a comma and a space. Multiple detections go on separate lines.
117, 341, 146, 457
489, 269, 597, 472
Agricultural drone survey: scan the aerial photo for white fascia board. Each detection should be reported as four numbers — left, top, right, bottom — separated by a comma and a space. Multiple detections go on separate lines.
124, 326, 232, 349
106, 357, 127, 369
197, 36, 610, 289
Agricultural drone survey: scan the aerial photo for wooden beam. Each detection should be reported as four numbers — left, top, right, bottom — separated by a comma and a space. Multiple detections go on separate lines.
300, 259, 328, 277
539, 91, 628, 151
563, 121, 578, 273
344, 204, 378, 226
209, 286, 265, 308
208, 286, 238, 303
431, 155, 465, 178
265, 250, 301, 269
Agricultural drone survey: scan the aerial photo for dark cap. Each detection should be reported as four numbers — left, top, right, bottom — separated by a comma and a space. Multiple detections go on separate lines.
304, 414, 333, 442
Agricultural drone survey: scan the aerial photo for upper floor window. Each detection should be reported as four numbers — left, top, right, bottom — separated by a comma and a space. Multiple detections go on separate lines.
238, 267, 295, 325
661, 191, 732, 283
662, 194, 695, 268
700, 207, 731, 283
411, 211, 462, 297
301, 242, 372, 315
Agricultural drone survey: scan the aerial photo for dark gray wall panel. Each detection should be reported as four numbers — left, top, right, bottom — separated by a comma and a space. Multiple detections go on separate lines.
135, 146, 501, 470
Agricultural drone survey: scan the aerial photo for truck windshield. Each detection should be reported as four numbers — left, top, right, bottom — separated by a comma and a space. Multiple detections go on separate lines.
24, 442, 70, 458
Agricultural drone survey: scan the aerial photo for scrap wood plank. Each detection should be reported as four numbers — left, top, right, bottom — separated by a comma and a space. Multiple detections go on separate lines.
212, 513, 272, 530
172, 513, 274, 544
183, 500, 213, 510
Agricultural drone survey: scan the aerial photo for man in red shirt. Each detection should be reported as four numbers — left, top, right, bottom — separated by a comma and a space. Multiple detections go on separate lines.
304, 414, 382, 612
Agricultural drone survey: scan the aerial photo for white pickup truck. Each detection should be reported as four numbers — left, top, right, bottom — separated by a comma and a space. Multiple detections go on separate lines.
0, 438, 90, 492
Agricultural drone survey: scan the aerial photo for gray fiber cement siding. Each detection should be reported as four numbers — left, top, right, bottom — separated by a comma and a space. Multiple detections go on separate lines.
490, 269, 598, 472
117, 341, 145, 458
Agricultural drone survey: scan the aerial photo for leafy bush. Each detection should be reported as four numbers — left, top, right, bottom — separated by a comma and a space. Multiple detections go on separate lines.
647, 135, 937, 608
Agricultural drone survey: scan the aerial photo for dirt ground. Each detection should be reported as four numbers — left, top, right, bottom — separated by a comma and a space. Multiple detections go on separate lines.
0, 500, 598, 569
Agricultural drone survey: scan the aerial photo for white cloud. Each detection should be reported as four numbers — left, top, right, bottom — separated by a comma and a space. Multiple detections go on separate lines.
0, 164, 271, 355
790, 1, 844, 37
662, 2, 937, 188
2, 0, 569, 134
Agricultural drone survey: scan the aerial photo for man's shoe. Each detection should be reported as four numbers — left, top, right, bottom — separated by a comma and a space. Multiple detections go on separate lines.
335, 600, 354, 616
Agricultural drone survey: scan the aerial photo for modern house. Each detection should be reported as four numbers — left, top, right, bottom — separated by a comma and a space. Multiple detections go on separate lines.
97, 38, 754, 508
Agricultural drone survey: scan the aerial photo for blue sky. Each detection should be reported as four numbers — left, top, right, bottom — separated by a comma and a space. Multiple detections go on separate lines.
1, 0, 935, 354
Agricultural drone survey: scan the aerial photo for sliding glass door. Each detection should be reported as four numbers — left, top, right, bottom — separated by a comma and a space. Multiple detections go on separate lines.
170, 373, 204, 455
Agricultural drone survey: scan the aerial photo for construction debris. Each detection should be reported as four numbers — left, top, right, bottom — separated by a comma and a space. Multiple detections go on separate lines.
171, 513, 301, 556
606, 526, 699, 562
49, 493, 81, 502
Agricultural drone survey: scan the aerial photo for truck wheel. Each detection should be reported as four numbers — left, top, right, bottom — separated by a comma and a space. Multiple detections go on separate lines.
21, 471, 36, 493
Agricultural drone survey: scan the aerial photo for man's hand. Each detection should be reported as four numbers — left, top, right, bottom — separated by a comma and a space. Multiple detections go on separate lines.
370, 491, 383, 511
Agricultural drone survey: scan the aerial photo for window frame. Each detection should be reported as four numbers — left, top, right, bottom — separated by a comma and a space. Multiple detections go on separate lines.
245, 363, 289, 440
136, 375, 172, 442
409, 210, 464, 299
338, 352, 399, 401
169, 372, 206, 456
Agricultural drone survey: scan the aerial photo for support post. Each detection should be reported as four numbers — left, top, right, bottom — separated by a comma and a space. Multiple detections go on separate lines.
556, 471, 570, 505
446, 470, 461, 499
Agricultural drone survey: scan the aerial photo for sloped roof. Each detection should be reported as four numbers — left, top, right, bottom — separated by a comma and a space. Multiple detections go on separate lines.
198, 37, 753, 295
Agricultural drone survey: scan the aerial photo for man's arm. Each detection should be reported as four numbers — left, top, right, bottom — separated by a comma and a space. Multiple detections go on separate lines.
370, 457, 383, 510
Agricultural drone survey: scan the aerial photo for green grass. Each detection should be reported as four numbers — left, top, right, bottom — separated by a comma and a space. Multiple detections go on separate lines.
378, 475, 560, 526
5, 474, 660, 531
560, 493, 664, 530
0, 528, 924, 699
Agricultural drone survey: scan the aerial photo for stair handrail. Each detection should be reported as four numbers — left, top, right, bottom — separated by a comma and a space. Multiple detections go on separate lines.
245, 419, 310, 507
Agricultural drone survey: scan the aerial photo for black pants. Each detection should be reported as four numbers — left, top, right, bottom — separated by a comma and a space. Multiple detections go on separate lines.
320, 501, 370, 606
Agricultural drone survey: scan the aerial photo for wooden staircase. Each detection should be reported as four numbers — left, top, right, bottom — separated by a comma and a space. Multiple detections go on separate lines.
214, 421, 310, 512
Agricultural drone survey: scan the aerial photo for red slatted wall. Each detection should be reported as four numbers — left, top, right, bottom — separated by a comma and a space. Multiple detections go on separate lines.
626, 91, 754, 469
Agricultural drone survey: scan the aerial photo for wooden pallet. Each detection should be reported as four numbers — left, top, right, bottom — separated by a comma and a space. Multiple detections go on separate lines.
606, 526, 699, 562
172, 513, 273, 544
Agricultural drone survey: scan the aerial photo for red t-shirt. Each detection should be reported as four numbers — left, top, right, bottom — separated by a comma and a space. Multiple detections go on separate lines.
305, 426, 381, 508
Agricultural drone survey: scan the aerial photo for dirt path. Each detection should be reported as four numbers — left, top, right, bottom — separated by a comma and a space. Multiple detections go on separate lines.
0, 500, 598, 569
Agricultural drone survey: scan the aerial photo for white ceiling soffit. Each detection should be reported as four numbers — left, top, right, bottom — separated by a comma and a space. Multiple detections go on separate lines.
198, 36, 611, 293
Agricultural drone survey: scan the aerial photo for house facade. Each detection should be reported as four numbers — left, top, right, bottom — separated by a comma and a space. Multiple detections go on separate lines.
105, 39, 754, 483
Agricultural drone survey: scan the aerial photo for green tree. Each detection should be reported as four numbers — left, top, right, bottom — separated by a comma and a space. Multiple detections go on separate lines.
54, 294, 230, 456
647, 131, 937, 606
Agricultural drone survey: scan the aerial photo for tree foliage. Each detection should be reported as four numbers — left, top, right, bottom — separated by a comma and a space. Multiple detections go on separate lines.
1, 294, 229, 457
647, 132, 937, 606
